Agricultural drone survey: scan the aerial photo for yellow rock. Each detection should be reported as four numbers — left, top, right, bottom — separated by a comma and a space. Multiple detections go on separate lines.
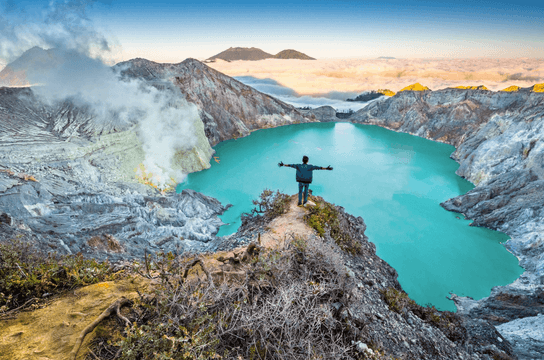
532, 83, 544, 92
399, 83, 430, 92
454, 85, 488, 90
377, 88, 396, 96
0, 277, 150, 360
500, 85, 521, 92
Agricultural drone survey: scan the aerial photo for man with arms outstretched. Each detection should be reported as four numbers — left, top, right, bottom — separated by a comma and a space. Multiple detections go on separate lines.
279, 155, 333, 206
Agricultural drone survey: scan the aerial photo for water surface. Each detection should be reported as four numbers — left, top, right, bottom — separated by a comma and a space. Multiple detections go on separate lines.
178, 122, 523, 311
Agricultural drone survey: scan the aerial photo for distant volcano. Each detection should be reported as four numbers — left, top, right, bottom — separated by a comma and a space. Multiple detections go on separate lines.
0, 46, 62, 86
274, 49, 315, 60
206, 47, 315, 61
207, 47, 274, 61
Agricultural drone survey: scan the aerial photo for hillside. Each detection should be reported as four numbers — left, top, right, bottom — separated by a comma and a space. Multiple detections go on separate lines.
274, 49, 315, 60
114, 57, 315, 146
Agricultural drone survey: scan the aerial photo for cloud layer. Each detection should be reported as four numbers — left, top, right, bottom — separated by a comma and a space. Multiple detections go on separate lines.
210, 58, 544, 95
234, 76, 379, 112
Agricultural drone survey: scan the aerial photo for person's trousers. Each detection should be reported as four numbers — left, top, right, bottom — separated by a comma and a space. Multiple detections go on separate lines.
298, 182, 309, 204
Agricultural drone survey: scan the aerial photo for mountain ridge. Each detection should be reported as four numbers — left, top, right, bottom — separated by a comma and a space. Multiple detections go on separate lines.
206, 46, 315, 61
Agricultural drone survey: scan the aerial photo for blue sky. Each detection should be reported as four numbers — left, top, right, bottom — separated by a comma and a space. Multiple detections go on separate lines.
1, 0, 543, 62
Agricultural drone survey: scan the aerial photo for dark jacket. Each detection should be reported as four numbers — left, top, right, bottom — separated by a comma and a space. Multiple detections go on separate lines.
287, 163, 322, 183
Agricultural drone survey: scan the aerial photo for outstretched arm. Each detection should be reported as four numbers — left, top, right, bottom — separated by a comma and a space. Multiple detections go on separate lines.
320, 165, 333, 170
278, 161, 294, 168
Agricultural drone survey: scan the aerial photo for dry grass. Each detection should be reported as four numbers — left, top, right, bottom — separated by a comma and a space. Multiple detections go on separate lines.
91, 234, 373, 359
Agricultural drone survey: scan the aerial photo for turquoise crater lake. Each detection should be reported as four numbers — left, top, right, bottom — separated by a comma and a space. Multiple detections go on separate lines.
177, 122, 523, 311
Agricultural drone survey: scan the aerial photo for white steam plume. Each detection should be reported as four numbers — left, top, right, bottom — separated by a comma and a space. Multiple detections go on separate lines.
0, 1, 199, 190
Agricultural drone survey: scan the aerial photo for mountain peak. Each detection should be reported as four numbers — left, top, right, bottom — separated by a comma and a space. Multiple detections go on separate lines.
207, 47, 273, 61
206, 47, 315, 61
274, 49, 315, 60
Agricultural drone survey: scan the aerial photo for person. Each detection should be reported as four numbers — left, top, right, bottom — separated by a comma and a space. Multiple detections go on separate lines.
278, 155, 333, 206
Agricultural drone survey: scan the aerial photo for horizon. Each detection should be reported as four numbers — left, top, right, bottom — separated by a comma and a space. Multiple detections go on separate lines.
1, 0, 543, 64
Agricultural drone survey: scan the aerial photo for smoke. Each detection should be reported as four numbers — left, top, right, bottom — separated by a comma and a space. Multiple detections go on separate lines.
0, 1, 200, 190
0, 0, 111, 62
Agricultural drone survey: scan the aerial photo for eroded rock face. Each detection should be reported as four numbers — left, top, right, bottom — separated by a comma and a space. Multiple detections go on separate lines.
115, 58, 316, 146
0, 171, 229, 262
349, 88, 544, 359
298, 105, 337, 122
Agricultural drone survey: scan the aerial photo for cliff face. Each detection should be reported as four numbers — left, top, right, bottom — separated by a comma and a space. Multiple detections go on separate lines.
115, 58, 315, 146
348, 88, 544, 358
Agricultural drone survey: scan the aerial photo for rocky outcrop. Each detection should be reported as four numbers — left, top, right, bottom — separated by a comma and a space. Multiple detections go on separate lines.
298, 105, 337, 122
211, 197, 517, 359
115, 58, 316, 146
348, 88, 544, 359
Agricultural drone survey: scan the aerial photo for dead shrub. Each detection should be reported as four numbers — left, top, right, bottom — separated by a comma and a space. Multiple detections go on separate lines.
100, 235, 366, 359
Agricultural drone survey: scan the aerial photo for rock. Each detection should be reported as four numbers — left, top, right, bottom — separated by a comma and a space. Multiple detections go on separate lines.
298, 106, 337, 122
496, 313, 544, 359
0, 212, 13, 226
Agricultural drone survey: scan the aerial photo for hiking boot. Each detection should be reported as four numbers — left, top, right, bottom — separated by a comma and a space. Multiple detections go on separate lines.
297, 202, 303, 207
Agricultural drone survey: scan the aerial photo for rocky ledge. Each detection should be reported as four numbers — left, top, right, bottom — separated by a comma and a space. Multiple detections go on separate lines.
348, 88, 544, 359
197, 196, 518, 359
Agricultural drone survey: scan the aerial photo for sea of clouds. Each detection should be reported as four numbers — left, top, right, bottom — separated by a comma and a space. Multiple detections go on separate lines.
0, 0, 199, 189
234, 76, 381, 112
210, 57, 544, 96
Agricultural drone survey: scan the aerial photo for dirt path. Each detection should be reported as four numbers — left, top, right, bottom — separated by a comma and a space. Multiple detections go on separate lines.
259, 195, 317, 248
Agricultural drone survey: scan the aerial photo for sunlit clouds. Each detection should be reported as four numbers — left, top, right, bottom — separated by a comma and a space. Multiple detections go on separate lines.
208, 58, 544, 96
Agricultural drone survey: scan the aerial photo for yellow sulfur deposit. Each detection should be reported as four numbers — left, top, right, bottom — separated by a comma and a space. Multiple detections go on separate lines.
532, 83, 544, 93
501, 85, 521, 92
399, 83, 431, 92
0, 277, 150, 360
377, 89, 396, 96
454, 85, 488, 90
134, 163, 177, 194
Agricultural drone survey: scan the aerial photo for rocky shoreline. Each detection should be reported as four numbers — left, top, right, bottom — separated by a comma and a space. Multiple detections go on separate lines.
346, 88, 544, 359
